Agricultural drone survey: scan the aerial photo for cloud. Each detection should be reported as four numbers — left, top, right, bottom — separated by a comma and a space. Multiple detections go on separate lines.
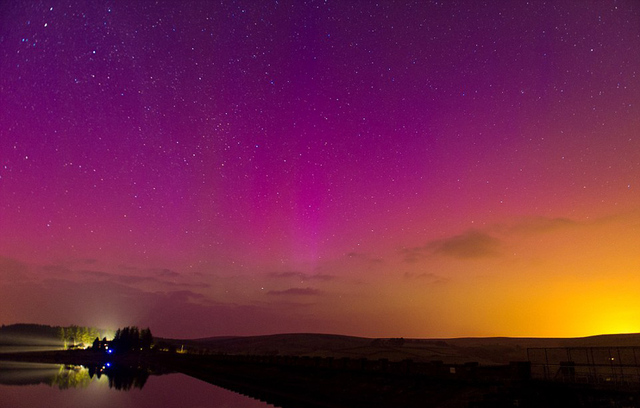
161, 289, 206, 302
400, 216, 588, 263
400, 216, 585, 263
267, 287, 321, 296
80, 270, 151, 283
107, 273, 149, 284
81, 270, 114, 279
79, 269, 208, 288
346, 252, 384, 264
403, 272, 449, 284
41, 264, 69, 274
150, 268, 180, 278
268, 271, 336, 281
499, 216, 578, 235
0, 276, 323, 338
268, 271, 304, 279
402, 230, 501, 262
0, 256, 30, 282
116, 264, 180, 277
401, 249, 424, 264
432, 231, 501, 258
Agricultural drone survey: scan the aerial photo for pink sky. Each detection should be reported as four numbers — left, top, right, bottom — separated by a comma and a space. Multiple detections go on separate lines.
1, 1, 639, 338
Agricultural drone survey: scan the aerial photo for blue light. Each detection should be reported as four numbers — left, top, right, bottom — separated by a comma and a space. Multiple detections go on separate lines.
105, 362, 111, 367
107, 349, 113, 354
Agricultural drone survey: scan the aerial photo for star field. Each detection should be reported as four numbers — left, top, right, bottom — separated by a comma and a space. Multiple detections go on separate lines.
1, 1, 639, 338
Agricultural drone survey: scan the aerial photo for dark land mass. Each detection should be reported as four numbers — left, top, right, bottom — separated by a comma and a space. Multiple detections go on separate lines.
2, 325, 639, 407
4, 324, 639, 364
160, 332, 640, 365
1, 348, 638, 407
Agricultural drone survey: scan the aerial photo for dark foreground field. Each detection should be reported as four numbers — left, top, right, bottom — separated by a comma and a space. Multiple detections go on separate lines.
162, 332, 640, 365
2, 345, 639, 408
2, 330, 639, 407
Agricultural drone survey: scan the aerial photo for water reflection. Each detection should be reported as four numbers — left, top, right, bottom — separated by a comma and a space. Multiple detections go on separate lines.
88, 364, 150, 390
0, 361, 151, 390
0, 361, 61, 386
0, 361, 273, 408
51, 365, 92, 389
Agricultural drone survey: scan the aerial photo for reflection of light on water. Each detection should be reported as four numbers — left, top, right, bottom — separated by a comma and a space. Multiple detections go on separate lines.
51, 365, 92, 389
0, 346, 65, 353
0, 361, 61, 383
46, 364, 120, 407
47, 364, 119, 391
1, 361, 150, 395
94, 374, 109, 384
66, 368, 118, 407
1, 366, 273, 408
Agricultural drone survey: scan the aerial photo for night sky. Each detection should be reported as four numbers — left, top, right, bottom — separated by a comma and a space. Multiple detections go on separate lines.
1, 1, 639, 339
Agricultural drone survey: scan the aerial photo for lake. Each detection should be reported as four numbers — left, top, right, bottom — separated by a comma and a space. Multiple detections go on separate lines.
0, 361, 274, 408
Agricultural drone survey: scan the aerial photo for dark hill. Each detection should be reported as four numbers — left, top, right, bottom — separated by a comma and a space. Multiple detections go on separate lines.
161, 332, 640, 365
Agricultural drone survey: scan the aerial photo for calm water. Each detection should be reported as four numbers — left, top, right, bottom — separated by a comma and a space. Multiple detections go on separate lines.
0, 361, 274, 408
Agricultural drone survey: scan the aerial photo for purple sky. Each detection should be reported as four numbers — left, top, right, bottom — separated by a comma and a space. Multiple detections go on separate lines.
1, 1, 639, 339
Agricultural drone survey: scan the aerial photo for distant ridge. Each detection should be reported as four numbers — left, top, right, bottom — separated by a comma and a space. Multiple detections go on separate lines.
160, 332, 640, 365
4, 323, 637, 365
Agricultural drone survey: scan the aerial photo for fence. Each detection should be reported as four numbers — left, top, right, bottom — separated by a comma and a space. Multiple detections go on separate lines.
527, 347, 640, 387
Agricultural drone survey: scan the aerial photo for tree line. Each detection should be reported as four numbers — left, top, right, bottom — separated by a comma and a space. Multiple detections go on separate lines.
92, 326, 153, 352
59, 325, 104, 349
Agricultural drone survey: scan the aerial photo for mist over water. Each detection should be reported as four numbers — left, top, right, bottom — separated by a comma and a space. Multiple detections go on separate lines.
0, 346, 64, 353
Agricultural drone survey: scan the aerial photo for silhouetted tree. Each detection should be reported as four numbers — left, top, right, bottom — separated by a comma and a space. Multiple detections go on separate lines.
111, 326, 153, 352
140, 328, 153, 350
389, 338, 405, 347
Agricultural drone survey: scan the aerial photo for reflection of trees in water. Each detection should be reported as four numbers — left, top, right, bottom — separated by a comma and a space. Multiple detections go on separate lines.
105, 366, 149, 390
50, 364, 150, 390
50, 365, 92, 389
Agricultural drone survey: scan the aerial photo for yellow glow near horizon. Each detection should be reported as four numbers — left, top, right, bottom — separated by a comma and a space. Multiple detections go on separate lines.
379, 243, 640, 338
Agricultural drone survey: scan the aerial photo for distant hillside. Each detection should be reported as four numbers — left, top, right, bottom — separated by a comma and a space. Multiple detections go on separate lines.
161, 332, 640, 365
4, 323, 638, 365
